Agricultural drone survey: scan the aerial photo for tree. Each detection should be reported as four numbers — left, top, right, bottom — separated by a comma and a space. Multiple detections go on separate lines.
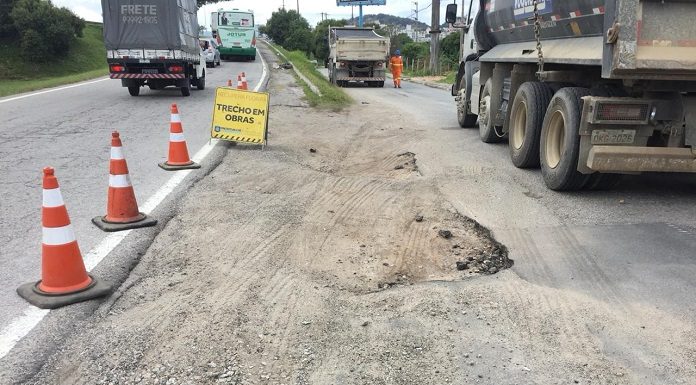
10, 0, 85, 61
263, 8, 313, 55
196, 0, 223, 7
0, 0, 19, 37
390, 33, 413, 55
401, 41, 429, 61
440, 31, 461, 64
312, 18, 346, 63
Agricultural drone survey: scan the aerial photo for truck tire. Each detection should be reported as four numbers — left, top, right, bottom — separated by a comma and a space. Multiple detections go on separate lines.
540, 87, 592, 191
479, 79, 505, 143
377, 81, 384, 87
456, 76, 478, 128
509, 81, 554, 168
128, 86, 140, 96
181, 85, 191, 97
196, 71, 205, 90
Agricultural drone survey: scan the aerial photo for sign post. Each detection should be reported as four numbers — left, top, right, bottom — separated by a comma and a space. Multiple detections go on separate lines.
336, 0, 386, 27
211, 87, 270, 145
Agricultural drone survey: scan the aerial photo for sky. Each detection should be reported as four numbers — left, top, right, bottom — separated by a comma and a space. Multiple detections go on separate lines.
52, 0, 471, 29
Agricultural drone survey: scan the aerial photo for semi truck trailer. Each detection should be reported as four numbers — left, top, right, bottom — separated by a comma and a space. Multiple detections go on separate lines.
101, 0, 205, 96
449, 0, 696, 190
328, 27, 389, 88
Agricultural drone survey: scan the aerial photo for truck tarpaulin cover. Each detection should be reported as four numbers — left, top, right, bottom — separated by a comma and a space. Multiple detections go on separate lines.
101, 0, 200, 55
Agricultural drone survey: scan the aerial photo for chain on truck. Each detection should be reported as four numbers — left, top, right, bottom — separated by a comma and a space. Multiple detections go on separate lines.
101, 0, 206, 97
449, 0, 696, 190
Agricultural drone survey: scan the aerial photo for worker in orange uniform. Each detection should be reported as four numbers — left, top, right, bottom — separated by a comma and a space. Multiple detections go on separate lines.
389, 49, 403, 88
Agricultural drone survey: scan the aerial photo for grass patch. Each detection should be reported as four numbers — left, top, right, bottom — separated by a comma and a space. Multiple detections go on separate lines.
438, 71, 456, 84
267, 43, 352, 110
0, 22, 108, 97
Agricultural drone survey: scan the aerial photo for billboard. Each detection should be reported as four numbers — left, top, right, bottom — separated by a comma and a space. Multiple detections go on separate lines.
336, 0, 386, 6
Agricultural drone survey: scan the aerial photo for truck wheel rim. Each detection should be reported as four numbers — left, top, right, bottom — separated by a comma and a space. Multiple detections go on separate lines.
480, 95, 491, 128
510, 99, 527, 150
545, 110, 566, 169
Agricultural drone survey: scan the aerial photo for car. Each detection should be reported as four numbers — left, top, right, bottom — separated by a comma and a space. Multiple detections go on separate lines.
201, 39, 221, 68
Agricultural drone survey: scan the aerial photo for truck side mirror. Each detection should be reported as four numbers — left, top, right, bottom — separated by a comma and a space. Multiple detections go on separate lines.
445, 4, 457, 24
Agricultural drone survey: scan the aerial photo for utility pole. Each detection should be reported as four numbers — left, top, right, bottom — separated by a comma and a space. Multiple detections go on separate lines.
429, 0, 440, 74
413, 1, 418, 21
282, 0, 285, 10
296, 0, 299, 13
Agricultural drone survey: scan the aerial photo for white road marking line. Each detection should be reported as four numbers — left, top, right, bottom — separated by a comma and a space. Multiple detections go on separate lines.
0, 53, 270, 359
0, 78, 110, 104
0, 308, 49, 358
255, 48, 268, 92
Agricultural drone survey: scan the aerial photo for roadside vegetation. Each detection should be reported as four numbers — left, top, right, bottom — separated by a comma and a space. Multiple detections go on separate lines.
0, 22, 108, 97
270, 43, 352, 110
259, 8, 461, 78
0, 0, 108, 97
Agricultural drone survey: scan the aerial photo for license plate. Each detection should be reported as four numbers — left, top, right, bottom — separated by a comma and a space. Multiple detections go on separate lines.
591, 129, 636, 145
142, 69, 158, 74
138, 59, 150, 63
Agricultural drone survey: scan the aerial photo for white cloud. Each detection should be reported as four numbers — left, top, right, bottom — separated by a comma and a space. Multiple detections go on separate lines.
51, 0, 462, 28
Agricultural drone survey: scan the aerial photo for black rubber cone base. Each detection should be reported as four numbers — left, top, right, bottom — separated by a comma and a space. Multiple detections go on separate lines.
17, 275, 111, 309
92, 213, 157, 232
158, 161, 201, 171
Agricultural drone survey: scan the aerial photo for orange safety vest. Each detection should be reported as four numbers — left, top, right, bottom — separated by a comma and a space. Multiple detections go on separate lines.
390, 55, 403, 77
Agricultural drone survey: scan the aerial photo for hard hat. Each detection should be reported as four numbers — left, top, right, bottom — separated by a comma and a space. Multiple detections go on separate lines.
395, 49, 401, 55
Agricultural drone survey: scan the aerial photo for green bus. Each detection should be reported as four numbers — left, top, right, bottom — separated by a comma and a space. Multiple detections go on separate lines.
211, 9, 256, 61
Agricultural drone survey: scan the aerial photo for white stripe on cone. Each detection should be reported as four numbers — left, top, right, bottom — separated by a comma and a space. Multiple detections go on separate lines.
110, 146, 124, 160
42, 225, 76, 245
42, 188, 65, 208
170, 133, 186, 142
109, 174, 132, 188
171, 114, 181, 123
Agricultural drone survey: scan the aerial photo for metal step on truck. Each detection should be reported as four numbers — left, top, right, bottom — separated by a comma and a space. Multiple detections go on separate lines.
449, 0, 696, 190
101, 0, 205, 96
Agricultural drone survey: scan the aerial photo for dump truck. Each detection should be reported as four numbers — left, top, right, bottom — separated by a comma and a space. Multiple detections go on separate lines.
101, 0, 205, 96
449, 0, 696, 190
327, 27, 389, 87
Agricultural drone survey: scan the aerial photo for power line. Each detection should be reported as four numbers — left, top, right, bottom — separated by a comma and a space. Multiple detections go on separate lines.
408, 1, 432, 20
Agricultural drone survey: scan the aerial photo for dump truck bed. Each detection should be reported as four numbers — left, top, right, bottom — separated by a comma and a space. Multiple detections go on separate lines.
330, 28, 389, 62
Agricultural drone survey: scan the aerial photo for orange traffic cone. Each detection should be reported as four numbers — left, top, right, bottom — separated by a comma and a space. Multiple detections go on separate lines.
240, 72, 248, 90
17, 167, 110, 309
227, 79, 232, 87
158, 103, 201, 171
236, 74, 244, 90
92, 131, 157, 232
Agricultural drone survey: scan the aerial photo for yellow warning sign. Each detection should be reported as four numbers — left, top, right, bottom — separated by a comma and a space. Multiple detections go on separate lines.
211, 87, 269, 144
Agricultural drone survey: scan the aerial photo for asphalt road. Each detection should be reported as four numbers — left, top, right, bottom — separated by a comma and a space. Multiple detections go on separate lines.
341, 79, 696, 379
0, 56, 267, 349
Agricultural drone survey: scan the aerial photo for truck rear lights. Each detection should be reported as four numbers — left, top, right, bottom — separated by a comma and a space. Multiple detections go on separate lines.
588, 99, 651, 124
168, 65, 184, 73
109, 64, 126, 72
596, 103, 649, 122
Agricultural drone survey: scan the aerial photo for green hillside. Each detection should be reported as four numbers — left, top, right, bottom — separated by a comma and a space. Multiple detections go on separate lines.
348, 13, 429, 30
0, 22, 108, 97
